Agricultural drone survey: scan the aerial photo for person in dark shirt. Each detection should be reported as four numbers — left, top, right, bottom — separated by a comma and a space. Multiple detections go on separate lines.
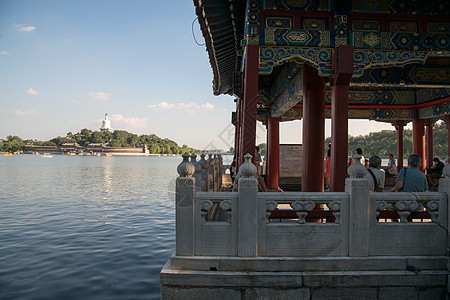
427, 157, 445, 186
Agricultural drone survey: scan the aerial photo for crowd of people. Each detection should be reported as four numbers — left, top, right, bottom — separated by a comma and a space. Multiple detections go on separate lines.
340, 147, 445, 193
229, 144, 446, 193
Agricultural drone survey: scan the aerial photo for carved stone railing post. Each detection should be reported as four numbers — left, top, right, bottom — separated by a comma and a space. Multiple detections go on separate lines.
219, 154, 223, 189
199, 154, 208, 191
238, 153, 258, 257
214, 154, 219, 192
190, 154, 203, 191
346, 154, 370, 257
207, 154, 214, 191
176, 153, 196, 256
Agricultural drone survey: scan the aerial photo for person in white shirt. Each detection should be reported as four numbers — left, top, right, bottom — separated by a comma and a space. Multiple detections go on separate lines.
352, 148, 365, 166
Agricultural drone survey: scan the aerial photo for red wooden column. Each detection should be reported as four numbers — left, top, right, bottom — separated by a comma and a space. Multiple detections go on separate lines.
412, 110, 426, 172
445, 115, 450, 157
302, 64, 325, 192
330, 46, 353, 192
425, 119, 434, 169
241, 44, 259, 165
235, 98, 243, 168
394, 121, 405, 171
267, 115, 280, 190
239, 98, 245, 167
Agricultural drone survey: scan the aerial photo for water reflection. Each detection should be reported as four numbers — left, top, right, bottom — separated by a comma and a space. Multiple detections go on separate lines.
0, 155, 179, 300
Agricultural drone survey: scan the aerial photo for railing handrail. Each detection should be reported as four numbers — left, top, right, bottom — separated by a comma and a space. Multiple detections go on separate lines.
196, 192, 238, 200
370, 191, 446, 202
258, 191, 348, 202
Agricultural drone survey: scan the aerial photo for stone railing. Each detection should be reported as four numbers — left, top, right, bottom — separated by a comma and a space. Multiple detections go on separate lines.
175, 153, 450, 259
188, 153, 223, 192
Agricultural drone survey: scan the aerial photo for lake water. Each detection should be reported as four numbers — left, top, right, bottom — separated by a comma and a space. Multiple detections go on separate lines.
0, 155, 185, 300
0, 153, 403, 299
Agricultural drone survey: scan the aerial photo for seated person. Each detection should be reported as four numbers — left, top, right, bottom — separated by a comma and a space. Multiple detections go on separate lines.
385, 153, 398, 175
363, 155, 385, 192
390, 154, 427, 192
427, 157, 445, 186
352, 148, 365, 166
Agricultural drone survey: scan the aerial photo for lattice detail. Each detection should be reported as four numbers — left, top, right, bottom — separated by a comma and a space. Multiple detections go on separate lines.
200, 200, 213, 222
220, 200, 232, 223
394, 200, 419, 223
291, 200, 315, 224
327, 200, 341, 224
426, 200, 440, 223
265, 200, 278, 223
376, 200, 389, 217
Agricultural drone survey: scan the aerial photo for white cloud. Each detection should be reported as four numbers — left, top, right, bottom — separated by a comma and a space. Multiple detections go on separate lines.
15, 24, 36, 32
71, 99, 82, 104
109, 114, 149, 130
147, 101, 215, 113
14, 109, 36, 116
146, 101, 174, 110
0, 50, 9, 55
88, 91, 110, 100
26, 87, 39, 96
201, 103, 214, 111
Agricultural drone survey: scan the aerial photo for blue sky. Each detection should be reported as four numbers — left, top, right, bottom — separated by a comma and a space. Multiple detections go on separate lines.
0, 0, 405, 150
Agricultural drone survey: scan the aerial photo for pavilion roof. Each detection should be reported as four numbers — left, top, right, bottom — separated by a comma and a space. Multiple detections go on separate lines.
193, 0, 246, 95
194, 0, 450, 122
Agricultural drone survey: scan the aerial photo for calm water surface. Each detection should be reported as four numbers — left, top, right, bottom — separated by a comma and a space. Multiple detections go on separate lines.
0, 155, 182, 300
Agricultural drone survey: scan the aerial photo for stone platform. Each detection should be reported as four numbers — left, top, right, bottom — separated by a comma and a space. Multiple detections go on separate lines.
161, 156, 450, 299
161, 259, 446, 299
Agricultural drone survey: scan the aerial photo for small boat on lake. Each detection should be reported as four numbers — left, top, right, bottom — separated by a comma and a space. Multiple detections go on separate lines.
42, 153, 53, 158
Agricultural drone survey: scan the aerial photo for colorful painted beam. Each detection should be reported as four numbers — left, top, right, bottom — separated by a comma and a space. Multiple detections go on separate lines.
270, 63, 303, 117
352, 65, 450, 88
259, 46, 429, 76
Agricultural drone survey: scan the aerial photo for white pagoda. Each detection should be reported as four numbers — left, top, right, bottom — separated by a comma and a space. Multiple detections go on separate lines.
100, 113, 113, 132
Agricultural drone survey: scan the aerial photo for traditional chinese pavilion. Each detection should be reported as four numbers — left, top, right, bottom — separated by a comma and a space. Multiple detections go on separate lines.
160, 2, 450, 298
194, 0, 449, 192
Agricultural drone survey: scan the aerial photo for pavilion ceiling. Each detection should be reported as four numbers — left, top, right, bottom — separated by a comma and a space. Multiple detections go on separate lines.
193, 0, 246, 95
194, 0, 450, 122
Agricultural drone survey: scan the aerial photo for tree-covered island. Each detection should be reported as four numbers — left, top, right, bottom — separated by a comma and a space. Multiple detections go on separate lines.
0, 129, 199, 154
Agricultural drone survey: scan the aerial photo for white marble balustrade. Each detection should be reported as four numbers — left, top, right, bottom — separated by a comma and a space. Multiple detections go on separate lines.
176, 153, 450, 260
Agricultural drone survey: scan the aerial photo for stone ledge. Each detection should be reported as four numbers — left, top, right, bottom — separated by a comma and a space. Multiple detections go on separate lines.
170, 255, 447, 272
302, 270, 448, 287
161, 260, 448, 289
161, 261, 303, 288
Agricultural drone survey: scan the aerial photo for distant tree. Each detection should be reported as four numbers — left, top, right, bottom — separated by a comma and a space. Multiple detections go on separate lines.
2, 138, 25, 152
149, 144, 160, 154
1, 129, 201, 154
50, 136, 76, 146
127, 134, 139, 147
7, 135, 22, 142
164, 145, 172, 155
324, 122, 449, 159
433, 121, 448, 158
257, 143, 266, 157
80, 129, 92, 137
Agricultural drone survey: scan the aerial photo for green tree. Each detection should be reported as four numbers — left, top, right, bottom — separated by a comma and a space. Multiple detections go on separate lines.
50, 136, 76, 146
149, 144, 160, 154
257, 143, 266, 157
